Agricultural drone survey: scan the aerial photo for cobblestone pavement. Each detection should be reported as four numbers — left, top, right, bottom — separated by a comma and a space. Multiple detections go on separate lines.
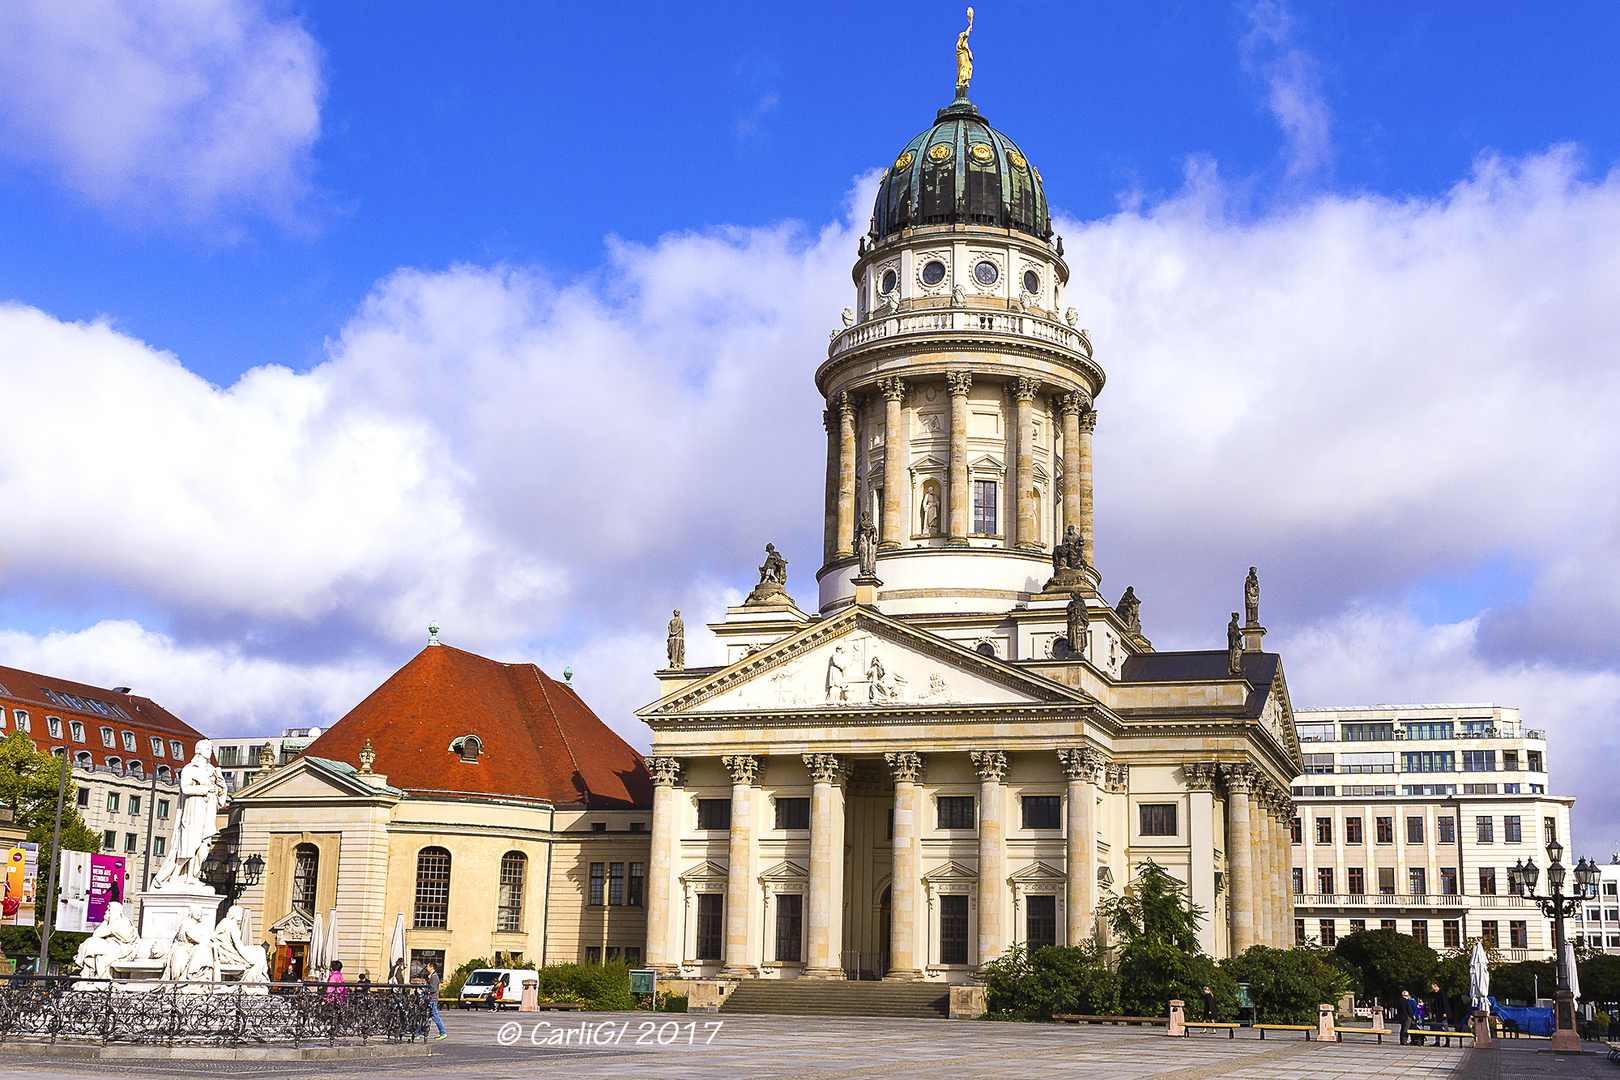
0, 1011, 1488, 1080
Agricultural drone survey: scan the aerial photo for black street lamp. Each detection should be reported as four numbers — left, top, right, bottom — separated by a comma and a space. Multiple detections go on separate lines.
201, 845, 265, 902
1509, 841, 1600, 1051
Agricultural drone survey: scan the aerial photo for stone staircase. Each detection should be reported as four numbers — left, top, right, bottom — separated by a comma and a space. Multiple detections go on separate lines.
718, 978, 950, 1019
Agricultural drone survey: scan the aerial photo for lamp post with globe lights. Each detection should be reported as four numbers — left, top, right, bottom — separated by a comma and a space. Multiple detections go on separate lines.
1509, 839, 1600, 1051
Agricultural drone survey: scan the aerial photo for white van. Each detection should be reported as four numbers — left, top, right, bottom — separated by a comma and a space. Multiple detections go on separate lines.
457, 968, 529, 1009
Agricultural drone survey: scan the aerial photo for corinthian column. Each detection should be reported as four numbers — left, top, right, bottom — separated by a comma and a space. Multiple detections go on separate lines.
1224, 762, 1256, 956
836, 393, 857, 559
1056, 747, 1103, 947
885, 751, 925, 979
1013, 377, 1040, 549
878, 377, 906, 549
1183, 762, 1218, 956
644, 757, 683, 974
1077, 408, 1097, 562
1059, 393, 1083, 538
801, 753, 845, 978
720, 755, 760, 977
1254, 784, 1273, 948
970, 750, 1008, 968
823, 408, 838, 566
1279, 798, 1296, 947
946, 372, 972, 545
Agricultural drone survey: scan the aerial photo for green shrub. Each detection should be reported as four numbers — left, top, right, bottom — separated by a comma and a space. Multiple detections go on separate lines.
446, 956, 490, 999
1116, 940, 1234, 1019
983, 943, 1120, 1020
533, 960, 636, 1011
1220, 945, 1350, 1024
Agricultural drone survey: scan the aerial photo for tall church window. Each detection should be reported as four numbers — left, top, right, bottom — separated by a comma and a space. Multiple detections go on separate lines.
293, 844, 319, 913
775, 894, 803, 962
1026, 895, 1056, 950
414, 847, 451, 929
498, 851, 526, 931
696, 894, 723, 961
971, 480, 997, 535
939, 895, 969, 964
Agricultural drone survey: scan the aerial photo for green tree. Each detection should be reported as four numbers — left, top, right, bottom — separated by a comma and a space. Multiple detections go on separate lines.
983, 942, 1121, 1020
1221, 945, 1352, 1024
0, 733, 102, 888
1490, 959, 1555, 1004
1116, 940, 1235, 1018
1578, 954, 1620, 1004
1099, 860, 1205, 953
1333, 929, 1438, 1004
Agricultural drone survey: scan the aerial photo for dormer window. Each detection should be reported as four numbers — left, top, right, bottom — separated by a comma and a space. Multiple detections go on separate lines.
121, 731, 136, 752
100, 727, 114, 747
170, 740, 184, 759
150, 737, 165, 757
449, 735, 482, 763
70, 721, 84, 742
47, 716, 61, 738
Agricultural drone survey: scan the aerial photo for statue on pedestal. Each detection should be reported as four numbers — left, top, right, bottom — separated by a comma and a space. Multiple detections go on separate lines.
149, 740, 228, 892
666, 610, 685, 670
1066, 593, 1089, 658
1043, 525, 1088, 592
745, 544, 791, 605
1116, 586, 1142, 636
1245, 566, 1260, 626
856, 512, 879, 577
1227, 613, 1243, 676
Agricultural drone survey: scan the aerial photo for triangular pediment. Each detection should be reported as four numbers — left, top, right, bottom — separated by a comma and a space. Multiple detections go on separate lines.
1262, 665, 1304, 772
758, 860, 807, 882
680, 860, 728, 885
641, 608, 1088, 717
269, 909, 314, 940
923, 860, 978, 882
1009, 861, 1067, 883
234, 756, 403, 802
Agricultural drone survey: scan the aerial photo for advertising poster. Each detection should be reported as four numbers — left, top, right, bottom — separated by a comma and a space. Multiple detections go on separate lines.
88, 854, 126, 924
55, 851, 92, 933
1, 843, 39, 926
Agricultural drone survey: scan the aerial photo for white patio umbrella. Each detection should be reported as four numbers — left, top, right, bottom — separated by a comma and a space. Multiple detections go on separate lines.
323, 907, 340, 973
1469, 941, 1490, 1015
309, 910, 325, 974
388, 913, 407, 983
1563, 941, 1581, 1002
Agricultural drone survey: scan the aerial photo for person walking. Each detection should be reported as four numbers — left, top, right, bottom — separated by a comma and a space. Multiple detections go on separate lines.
325, 959, 348, 1003
1201, 986, 1216, 1023
1397, 990, 1415, 1045
423, 963, 447, 1040
1426, 983, 1452, 1048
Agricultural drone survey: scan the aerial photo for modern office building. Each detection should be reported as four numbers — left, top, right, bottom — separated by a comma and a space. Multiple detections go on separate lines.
1572, 857, 1620, 954
212, 728, 324, 791
1289, 704, 1572, 959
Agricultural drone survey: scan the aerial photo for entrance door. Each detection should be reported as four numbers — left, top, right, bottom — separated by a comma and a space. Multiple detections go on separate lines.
878, 887, 891, 978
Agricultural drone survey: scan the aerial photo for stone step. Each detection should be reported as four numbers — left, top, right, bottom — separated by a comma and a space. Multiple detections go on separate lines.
718, 979, 950, 1019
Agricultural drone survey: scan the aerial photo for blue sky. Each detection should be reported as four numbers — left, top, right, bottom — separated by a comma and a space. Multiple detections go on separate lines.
3, 1, 1620, 856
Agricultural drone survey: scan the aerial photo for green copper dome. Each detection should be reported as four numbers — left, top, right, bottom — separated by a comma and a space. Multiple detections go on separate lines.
872, 94, 1051, 242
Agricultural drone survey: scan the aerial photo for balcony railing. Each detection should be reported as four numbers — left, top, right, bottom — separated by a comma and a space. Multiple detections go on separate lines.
829, 308, 1092, 360
1294, 893, 1468, 908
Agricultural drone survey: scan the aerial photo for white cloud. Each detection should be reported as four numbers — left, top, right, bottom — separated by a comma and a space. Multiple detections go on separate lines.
0, 0, 322, 223
1242, 1, 1334, 180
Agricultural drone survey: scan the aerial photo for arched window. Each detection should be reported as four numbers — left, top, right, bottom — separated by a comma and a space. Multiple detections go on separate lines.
156, 765, 171, 782
74, 750, 92, 767
292, 843, 319, 913
498, 851, 526, 931
106, 756, 121, 772
127, 760, 143, 778
414, 847, 451, 929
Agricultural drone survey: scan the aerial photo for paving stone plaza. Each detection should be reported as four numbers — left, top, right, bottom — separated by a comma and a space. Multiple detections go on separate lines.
0, 1012, 1601, 1080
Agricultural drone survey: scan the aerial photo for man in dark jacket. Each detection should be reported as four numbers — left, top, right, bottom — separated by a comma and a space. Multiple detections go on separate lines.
1397, 990, 1415, 1045
1426, 983, 1452, 1047
1202, 986, 1216, 1022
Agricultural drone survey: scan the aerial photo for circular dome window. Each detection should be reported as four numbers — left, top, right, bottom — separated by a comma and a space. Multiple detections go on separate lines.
1023, 269, 1040, 295
973, 260, 999, 287
921, 260, 947, 286
976, 641, 997, 657
880, 269, 898, 294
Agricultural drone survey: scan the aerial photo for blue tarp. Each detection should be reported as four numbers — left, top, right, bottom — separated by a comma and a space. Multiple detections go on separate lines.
1489, 997, 1555, 1037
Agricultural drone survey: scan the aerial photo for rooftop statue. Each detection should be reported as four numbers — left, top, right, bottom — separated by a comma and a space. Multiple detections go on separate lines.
955, 8, 974, 91
745, 543, 792, 605
666, 610, 685, 670
1227, 613, 1243, 676
1245, 566, 1260, 626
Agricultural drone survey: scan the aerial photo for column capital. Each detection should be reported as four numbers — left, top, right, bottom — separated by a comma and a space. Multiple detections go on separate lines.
823, 408, 834, 433
1222, 761, 1256, 794
647, 756, 684, 787
1183, 762, 1218, 791
946, 371, 973, 396
1056, 747, 1105, 783
802, 753, 843, 786
876, 375, 906, 401
1058, 391, 1087, 417
885, 750, 925, 783
722, 754, 761, 785
836, 391, 855, 419
1077, 408, 1098, 434
1105, 763, 1129, 793
1013, 376, 1041, 403
969, 750, 1008, 783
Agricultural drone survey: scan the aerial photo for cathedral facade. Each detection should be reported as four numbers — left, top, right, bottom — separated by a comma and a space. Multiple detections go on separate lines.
638, 77, 1302, 983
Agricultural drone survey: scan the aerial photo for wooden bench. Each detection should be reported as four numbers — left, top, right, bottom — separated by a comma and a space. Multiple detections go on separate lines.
1181, 1022, 1241, 1038
1255, 1023, 1317, 1040
1054, 1014, 1168, 1027
531, 1001, 585, 1010
1332, 1026, 1394, 1044
1409, 1029, 1474, 1046
1603, 1039, 1620, 1062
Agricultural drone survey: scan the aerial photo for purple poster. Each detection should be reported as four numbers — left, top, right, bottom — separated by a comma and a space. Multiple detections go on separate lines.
88, 855, 126, 924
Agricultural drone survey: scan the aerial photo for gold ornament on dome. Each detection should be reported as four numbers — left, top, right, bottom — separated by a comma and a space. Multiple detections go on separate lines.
956, 7, 974, 91
1008, 150, 1028, 170
895, 151, 915, 170
928, 143, 952, 162
879, 167, 889, 182
1033, 165, 1043, 182
969, 142, 993, 162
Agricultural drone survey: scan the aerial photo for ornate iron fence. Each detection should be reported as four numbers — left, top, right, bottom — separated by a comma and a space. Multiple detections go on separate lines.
0, 976, 430, 1046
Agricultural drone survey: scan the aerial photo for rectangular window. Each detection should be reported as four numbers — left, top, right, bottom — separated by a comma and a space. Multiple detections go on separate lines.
1346, 817, 1363, 844
1440, 868, 1457, 895
75, 787, 89, 807
697, 799, 731, 831
1341, 722, 1395, 742
102, 830, 115, 851
1378, 867, 1396, 894
1545, 817, 1558, 844
10, 711, 24, 732
1348, 868, 1365, 895
128, 795, 140, 816
606, 947, 620, 962
628, 863, 645, 907
1481, 921, 1499, 948
100, 727, 114, 747
1438, 816, 1455, 844
1528, 750, 1543, 772
1402, 751, 1455, 773
1504, 815, 1522, 843
123, 832, 136, 853
1510, 921, 1528, 949
1607, 883, 1618, 896
775, 894, 803, 962
106, 792, 119, 812
1502, 751, 1519, 771
1292, 867, 1304, 894
589, 862, 604, 907
1316, 817, 1333, 844
1318, 867, 1334, 894
696, 894, 723, 961
1381, 919, 1397, 932
1406, 816, 1424, 844
47, 716, 61, 738
971, 480, 997, 535
1295, 919, 1306, 945
774, 798, 810, 830
157, 799, 170, 820
1138, 803, 1177, 837
69, 720, 83, 742
609, 862, 625, 906
939, 894, 969, 964
1291, 817, 1302, 844
1443, 920, 1461, 948
624, 947, 640, 965
153, 836, 165, 857
1296, 722, 1336, 743
938, 796, 976, 830
1022, 796, 1062, 830
121, 731, 135, 751
1480, 867, 1497, 895
1476, 816, 1494, 844
1320, 919, 1337, 946
1026, 895, 1057, 950
1412, 920, 1428, 946
585, 946, 601, 965
1376, 817, 1393, 843
169, 740, 184, 759
1409, 868, 1427, 894
1339, 752, 1396, 773
1302, 753, 1335, 775
1405, 721, 1454, 740
1462, 750, 1496, 772
153, 736, 169, 758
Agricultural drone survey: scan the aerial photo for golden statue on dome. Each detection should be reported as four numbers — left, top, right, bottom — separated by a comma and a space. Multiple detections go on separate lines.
956, 8, 974, 92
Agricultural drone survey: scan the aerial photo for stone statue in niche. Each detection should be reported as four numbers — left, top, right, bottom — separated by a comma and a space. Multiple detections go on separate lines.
1245, 566, 1260, 626
1115, 586, 1142, 635
951, 285, 966, 307
666, 610, 685, 670
921, 490, 940, 535
1227, 613, 1243, 676
826, 644, 852, 703
1066, 592, 1089, 658
867, 654, 907, 702
856, 512, 878, 577
745, 544, 791, 605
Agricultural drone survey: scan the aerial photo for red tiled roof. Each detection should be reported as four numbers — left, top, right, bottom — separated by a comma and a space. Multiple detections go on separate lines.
299, 644, 651, 808
0, 664, 204, 772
